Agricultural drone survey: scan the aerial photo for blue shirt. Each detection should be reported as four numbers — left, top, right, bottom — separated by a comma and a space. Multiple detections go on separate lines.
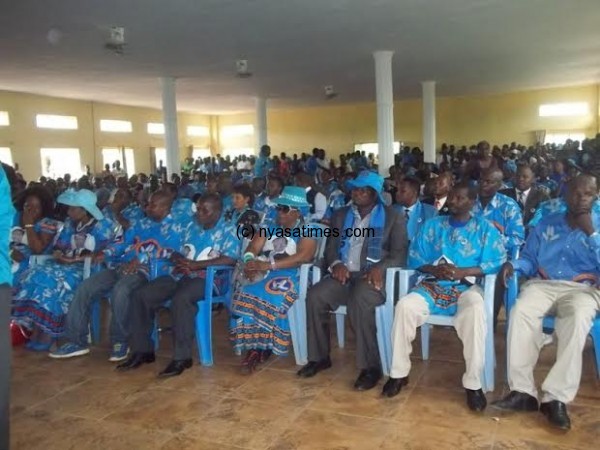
393, 201, 437, 242
171, 198, 195, 221
103, 214, 186, 278
528, 198, 600, 228
254, 156, 272, 177
0, 166, 15, 285
472, 192, 525, 255
55, 217, 115, 258
513, 212, 600, 284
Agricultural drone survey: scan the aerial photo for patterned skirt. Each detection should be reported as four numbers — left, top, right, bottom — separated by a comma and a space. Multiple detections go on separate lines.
230, 268, 299, 356
12, 261, 85, 336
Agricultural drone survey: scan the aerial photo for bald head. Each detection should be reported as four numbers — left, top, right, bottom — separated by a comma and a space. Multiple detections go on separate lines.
479, 168, 504, 199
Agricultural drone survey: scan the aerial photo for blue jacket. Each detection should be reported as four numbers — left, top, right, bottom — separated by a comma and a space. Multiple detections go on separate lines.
393, 201, 437, 242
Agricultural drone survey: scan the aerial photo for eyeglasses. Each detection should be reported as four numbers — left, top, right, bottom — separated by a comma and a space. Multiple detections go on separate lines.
276, 205, 298, 213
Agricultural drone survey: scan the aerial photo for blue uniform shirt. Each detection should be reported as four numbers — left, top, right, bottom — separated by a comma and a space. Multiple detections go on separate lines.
513, 212, 600, 284
472, 192, 524, 255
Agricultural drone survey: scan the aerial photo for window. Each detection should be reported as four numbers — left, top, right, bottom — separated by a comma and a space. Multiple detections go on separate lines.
220, 125, 254, 139
544, 132, 587, 146
100, 119, 132, 133
0, 148, 13, 166
354, 142, 401, 156
0, 111, 9, 126
35, 114, 78, 130
192, 148, 211, 160
154, 148, 166, 167
40, 148, 83, 179
187, 125, 210, 137
147, 122, 165, 135
101, 148, 136, 176
539, 102, 589, 117
223, 148, 254, 159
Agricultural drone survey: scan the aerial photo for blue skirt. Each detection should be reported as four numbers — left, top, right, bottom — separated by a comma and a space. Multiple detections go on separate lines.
230, 268, 299, 356
12, 260, 85, 336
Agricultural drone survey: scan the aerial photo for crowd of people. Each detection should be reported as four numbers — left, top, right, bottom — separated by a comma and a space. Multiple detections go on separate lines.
4, 134, 600, 432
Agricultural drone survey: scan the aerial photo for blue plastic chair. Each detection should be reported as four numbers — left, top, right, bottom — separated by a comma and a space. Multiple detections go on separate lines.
151, 265, 234, 366
505, 274, 600, 378
386, 270, 497, 392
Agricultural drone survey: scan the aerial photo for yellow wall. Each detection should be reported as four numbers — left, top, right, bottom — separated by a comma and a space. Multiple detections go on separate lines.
0, 91, 211, 181
220, 84, 600, 158
1, 84, 599, 180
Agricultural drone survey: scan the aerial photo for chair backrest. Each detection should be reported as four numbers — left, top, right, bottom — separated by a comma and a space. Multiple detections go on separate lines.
307, 222, 328, 264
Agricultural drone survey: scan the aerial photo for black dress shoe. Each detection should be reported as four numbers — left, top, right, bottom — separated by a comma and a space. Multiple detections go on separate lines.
466, 389, 487, 412
158, 359, 193, 378
354, 368, 382, 391
116, 352, 155, 371
296, 357, 332, 378
540, 401, 571, 430
381, 377, 409, 398
491, 391, 539, 412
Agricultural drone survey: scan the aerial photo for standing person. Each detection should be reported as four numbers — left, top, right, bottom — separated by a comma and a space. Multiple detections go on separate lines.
0, 163, 15, 450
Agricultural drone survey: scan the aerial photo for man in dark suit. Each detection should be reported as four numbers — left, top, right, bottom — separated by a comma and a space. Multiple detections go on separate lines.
500, 164, 549, 226
297, 172, 408, 391
422, 171, 452, 215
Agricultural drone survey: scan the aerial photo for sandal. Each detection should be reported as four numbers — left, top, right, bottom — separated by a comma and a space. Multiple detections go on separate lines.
240, 349, 261, 375
259, 349, 273, 364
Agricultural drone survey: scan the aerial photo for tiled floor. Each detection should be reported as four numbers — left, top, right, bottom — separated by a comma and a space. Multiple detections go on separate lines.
9, 313, 600, 449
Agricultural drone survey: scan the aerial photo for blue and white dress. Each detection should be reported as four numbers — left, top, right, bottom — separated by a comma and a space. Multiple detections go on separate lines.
230, 223, 318, 356
10, 213, 62, 283
12, 217, 115, 336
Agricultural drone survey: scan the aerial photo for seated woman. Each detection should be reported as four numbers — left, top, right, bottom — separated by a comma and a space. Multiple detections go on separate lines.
12, 189, 115, 351
231, 186, 317, 374
224, 184, 261, 228
11, 186, 62, 283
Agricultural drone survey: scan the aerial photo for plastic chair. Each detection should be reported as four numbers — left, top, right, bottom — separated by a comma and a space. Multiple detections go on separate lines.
151, 265, 234, 366
505, 274, 600, 378
387, 269, 497, 392
286, 223, 328, 365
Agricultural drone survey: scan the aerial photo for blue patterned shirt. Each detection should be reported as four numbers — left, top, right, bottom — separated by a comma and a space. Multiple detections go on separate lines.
528, 198, 600, 228
472, 192, 524, 255
55, 217, 115, 258
513, 212, 600, 284
171, 198, 195, 221
103, 214, 186, 278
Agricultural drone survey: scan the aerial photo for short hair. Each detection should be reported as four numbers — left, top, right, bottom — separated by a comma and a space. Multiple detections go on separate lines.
268, 175, 284, 188
232, 184, 254, 206
452, 182, 478, 200
160, 182, 178, 196
399, 176, 421, 194
197, 192, 223, 210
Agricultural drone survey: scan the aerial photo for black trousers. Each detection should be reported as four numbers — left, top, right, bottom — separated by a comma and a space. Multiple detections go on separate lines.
306, 273, 384, 370
0, 284, 11, 450
130, 276, 206, 360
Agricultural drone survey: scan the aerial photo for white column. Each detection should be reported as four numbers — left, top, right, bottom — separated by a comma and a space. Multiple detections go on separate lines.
255, 97, 268, 150
422, 80, 436, 164
161, 77, 180, 177
374, 51, 395, 176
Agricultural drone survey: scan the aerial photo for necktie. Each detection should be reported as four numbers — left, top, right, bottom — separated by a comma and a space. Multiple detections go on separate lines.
404, 208, 410, 221
518, 190, 525, 207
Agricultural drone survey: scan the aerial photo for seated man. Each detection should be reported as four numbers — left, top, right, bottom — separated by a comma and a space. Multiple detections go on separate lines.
422, 171, 452, 215
382, 183, 506, 412
500, 164, 549, 226
117, 193, 241, 376
50, 191, 185, 361
393, 176, 437, 242
493, 174, 600, 430
297, 171, 407, 391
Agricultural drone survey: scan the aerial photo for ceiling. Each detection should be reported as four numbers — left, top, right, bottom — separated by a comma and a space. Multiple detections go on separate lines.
1, 0, 599, 114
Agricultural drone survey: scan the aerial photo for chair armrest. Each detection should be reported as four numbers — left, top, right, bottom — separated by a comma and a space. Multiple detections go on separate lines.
505, 273, 519, 318
398, 269, 418, 298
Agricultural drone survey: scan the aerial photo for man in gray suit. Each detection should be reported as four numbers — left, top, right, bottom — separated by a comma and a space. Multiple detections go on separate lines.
500, 164, 549, 226
297, 171, 408, 391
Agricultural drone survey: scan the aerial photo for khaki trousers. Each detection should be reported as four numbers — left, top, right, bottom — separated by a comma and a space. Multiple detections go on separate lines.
507, 280, 600, 403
